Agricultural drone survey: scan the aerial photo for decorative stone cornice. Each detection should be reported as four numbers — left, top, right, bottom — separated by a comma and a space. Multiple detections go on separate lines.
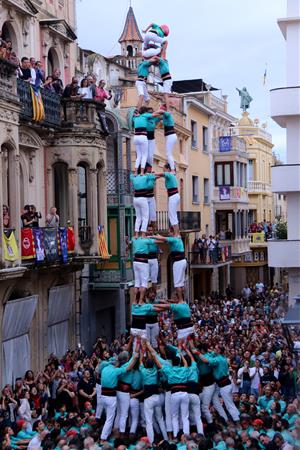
3, 0, 38, 16
39, 19, 77, 42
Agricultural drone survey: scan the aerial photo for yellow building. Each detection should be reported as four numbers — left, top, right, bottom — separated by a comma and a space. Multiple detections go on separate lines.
235, 113, 273, 223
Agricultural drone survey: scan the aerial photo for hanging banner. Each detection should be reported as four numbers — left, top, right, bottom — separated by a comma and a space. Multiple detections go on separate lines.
43, 228, 59, 262
67, 227, 75, 253
58, 228, 68, 263
219, 136, 232, 152
3, 230, 19, 262
251, 232, 265, 244
219, 186, 230, 201
21, 228, 36, 260
33, 228, 45, 262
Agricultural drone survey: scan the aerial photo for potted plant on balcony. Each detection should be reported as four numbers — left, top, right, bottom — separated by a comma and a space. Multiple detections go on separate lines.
275, 220, 287, 239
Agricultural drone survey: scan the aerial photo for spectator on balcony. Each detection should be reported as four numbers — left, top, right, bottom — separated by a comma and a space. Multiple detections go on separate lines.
0, 40, 7, 59
94, 80, 112, 137
43, 75, 55, 92
78, 77, 93, 99
17, 57, 35, 84
225, 228, 233, 240
51, 69, 64, 95
21, 205, 34, 228
62, 77, 84, 99
30, 205, 42, 228
46, 207, 60, 228
94, 79, 112, 104
3, 205, 10, 228
207, 235, 217, 264
198, 234, 208, 264
33, 61, 45, 92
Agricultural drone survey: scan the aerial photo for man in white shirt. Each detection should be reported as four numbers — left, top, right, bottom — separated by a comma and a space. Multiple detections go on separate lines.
28, 430, 49, 449
255, 281, 264, 294
249, 359, 263, 397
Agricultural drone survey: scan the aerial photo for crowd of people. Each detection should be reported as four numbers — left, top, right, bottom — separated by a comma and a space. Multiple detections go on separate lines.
2, 205, 61, 230
191, 236, 231, 265
0, 286, 299, 450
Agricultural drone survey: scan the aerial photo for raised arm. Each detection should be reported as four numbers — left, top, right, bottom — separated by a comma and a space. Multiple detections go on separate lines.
146, 342, 163, 369
142, 23, 154, 33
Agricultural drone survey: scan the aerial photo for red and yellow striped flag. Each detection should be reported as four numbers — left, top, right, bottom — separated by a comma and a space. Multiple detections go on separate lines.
98, 225, 110, 259
30, 87, 45, 122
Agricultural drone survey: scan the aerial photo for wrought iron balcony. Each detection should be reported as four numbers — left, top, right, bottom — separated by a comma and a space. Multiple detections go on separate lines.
0, 58, 19, 103
107, 169, 132, 204
17, 78, 61, 127
157, 211, 201, 233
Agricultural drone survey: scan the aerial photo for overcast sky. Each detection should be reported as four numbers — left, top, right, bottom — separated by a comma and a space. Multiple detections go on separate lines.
76, 0, 287, 160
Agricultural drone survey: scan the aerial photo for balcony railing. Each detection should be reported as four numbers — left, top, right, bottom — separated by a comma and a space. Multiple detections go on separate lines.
107, 169, 132, 205
157, 211, 201, 233
189, 242, 232, 266
248, 181, 271, 193
17, 78, 61, 127
0, 58, 19, 103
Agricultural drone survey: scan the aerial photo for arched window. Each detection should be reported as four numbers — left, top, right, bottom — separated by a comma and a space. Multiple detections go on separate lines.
47, 48, 60, 76
106, 118, 118, 170
77, 164, 88, 226
53, 162, 69, 226
126, 45, 133, 57
1, 22, 18, 55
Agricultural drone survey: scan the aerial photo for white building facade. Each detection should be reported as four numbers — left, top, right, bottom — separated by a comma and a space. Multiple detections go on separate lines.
269, 0, 300, 302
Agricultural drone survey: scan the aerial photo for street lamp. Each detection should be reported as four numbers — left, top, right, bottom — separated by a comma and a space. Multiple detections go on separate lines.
282, 295, 300, 359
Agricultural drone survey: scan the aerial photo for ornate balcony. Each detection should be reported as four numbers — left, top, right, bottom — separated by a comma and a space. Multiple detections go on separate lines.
157, 211, 201, 233
248, 181, 271, 193
0, 58, 19, 103
17, 78, 61, 127
213, 186, 248, 203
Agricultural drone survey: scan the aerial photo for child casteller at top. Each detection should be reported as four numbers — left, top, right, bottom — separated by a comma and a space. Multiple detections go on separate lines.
142, 23, 169, 59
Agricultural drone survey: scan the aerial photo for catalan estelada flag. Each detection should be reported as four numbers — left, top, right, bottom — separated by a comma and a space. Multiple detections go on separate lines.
30, 86, 45, 122
98, 225, 110, 259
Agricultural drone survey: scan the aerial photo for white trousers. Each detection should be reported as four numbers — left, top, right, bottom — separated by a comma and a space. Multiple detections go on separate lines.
165, 390, 172, 432
188, 393, 204, 435
173, 258, 187, 288
135, 80, 150, 102
163, 79, 172, 94
133, 261, 149, 288
166, 133, 177, 170
177, 325, 194, 341
147, 139, 156, 165
96, 384, 104, 419
170, 391, 190, 437
147, 197, 156, 222
146, 322, 159, 347
133, 197, 149, 232
219, 384, 240, 422
168, 192, 180, 226
148, 257, 158, 283
134, 135, 148, 169
114, 391, 130, 433
200, 383, 228, 424
129, 397, 141, 433
100, 395, 117, 440
144, 394, 168, 444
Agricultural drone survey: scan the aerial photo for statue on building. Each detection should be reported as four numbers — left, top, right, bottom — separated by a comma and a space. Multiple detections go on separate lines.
236, 87, 253, 112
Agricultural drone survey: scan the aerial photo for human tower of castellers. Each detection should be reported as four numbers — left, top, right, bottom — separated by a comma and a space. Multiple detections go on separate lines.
98, 24, 240, 444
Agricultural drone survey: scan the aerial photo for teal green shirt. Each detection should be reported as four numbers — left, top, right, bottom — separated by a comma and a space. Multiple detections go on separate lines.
147, 116, 161, 132
187, 361, 199, 383
163, 111, 174, 127
132, 237, 152, 255
159, 58, 170, 76
130, 173, 153, 191
150, 24, 165, 38
170, 303, 190, 320
148, 240, 158, 254
161, 364, 188, 385
166, 236, 184, 253
16, 430, 36, 439
137, 60, 151, 78
139, 364, 158, 385
132, 303, 154, 316
207, 353, 230, 380
164, 172, 178, 189
101, 357, 133, 389
131, 369, 143, 390
282, 412, 299, 428
133, 112, 153, 129
145, 173, 156, 189
258, 395, 274, 410
119, 368, 134, 385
